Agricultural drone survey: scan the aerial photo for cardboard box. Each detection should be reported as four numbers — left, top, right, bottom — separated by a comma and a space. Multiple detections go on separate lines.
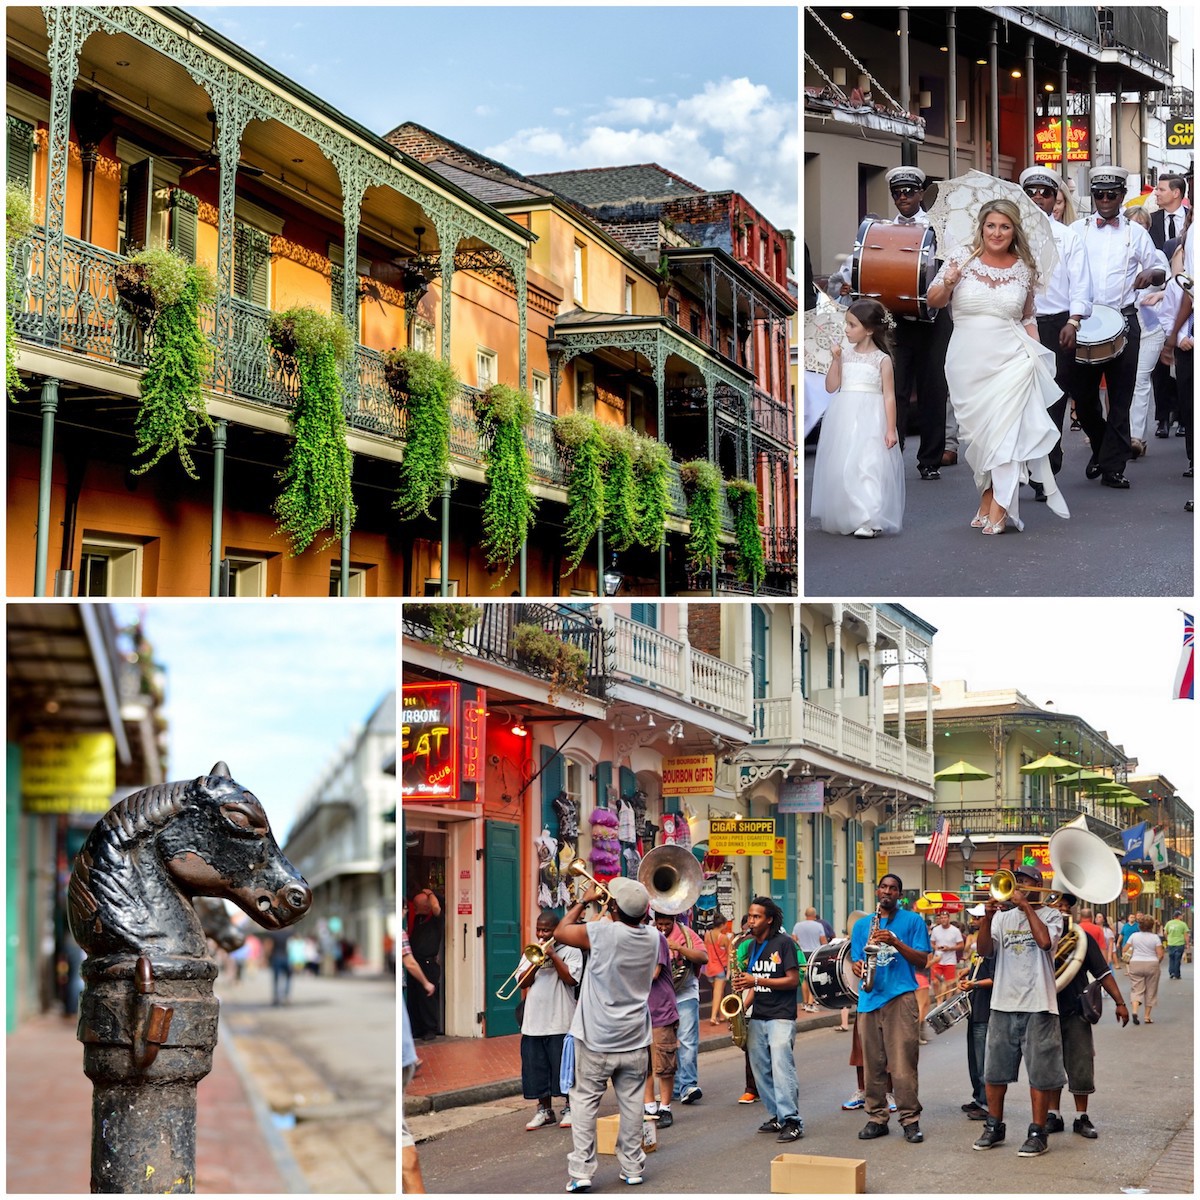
596, 1114, 656, 1155
770, 1153, 866, 1194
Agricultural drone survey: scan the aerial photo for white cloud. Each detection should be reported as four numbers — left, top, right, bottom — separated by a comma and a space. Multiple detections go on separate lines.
485, 75, 796, 229
475, 105, 495, 118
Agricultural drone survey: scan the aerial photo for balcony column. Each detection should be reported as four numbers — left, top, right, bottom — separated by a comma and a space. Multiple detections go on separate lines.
209, 420, 227, 597
833, 603, 844, 746
340, 179, 364, 338
897, 625, 908, 776
1113, 71, 1122, 166
924, 641, 935, 758
791, 609, 804, 739
547, 339, 564, 416
947, 9, 958, 174
33, 378, 60, 598
653, 341, 671, 597
679, 606, 693, 704
512, 253, 528, 391
741, 606, 754, 724
1060, 51, 1071, 185
438, 231, 456, 363
1026, 38, 1036, 163
213, 94, 249, 388
988, 19, 1000, 176
868, 606, 880, 735
339, 456, 353, 597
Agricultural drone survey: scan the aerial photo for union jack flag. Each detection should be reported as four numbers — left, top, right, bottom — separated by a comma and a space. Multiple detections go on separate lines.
1174, 612, 1194, 700
926, 815, 949, 868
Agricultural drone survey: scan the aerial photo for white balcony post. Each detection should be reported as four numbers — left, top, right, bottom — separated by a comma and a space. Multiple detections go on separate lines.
868, 607, 880, 737
680, 604, 693, 703
925, 641, 935, 760
792, 606, 805, 740
898, 625, 908, 777
833, 603, 844, 749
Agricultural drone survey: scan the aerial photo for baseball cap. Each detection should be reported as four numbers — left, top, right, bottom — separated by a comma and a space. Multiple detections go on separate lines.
607, 877, 650, 919
967, 904, 986, 917
1013, 864, 1043, 885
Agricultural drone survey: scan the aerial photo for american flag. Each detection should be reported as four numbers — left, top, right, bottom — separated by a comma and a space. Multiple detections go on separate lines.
926, 815, 949, 868
1174, 612, 1194, 700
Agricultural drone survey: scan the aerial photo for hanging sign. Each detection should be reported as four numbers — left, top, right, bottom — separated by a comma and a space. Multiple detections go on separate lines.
708, 818, 775, 856
879, 831, 916, 857
778, 779, 825, 814
1021, 844, 1052, 869
1033, 116, 1089, 163
21, 731, 116, 813
402, 682, 461, 800
1168, 115, 1193, 149
662, 754, 716, 796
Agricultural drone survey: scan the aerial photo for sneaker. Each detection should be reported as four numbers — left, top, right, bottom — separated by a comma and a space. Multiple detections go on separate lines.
903, 1121, 924, 1144
559, 1107, 572, 1128
842, 1090, 866, 1110
738, 1092, 759, 1104
619, 1176, 644, 1186
758, 1117, 784, 1134
656, 1107, 673, 1129
776, 1119, 805, 1142
1017, 1124, 1048, 1157
973, 1120, 1006, 1150
680, 1085, 702, 1105
1044, 1111, 1065, 1134
527, 1108, 556, 1130
887, 1093, 897, 1112
566, 1180, 592, 1192
964, 1104, 989, 1121
643, 1103, 659, 1119
1073, 1114, 1098, 1139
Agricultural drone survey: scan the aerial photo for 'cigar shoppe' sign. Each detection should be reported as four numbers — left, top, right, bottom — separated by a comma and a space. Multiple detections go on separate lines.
402, 681, 485, 803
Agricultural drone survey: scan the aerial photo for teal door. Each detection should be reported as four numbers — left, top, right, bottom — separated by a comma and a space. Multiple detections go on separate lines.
769, 810, 796, 927
483, 820, 522, 1037
811, 813, 835, 925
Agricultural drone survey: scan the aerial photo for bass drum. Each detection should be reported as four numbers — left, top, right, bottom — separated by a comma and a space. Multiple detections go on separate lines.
851, 218, 938, 321
807, 940, 860, 1009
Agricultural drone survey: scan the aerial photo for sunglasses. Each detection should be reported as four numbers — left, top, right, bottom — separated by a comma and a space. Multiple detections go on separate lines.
890, 186, 923, 197
1023, 186, 1057, 198
1091, 188, 1124, 200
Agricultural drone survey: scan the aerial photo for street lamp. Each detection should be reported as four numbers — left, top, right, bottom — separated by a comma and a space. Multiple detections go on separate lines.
960, 831, 976, 862
603, 554, 624, 596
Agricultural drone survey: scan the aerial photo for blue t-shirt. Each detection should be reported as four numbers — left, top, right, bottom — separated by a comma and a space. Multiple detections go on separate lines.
850, 908, 931, 1014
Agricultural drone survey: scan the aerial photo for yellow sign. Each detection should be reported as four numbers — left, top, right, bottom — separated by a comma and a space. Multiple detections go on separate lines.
856, 841, 865, 884
876, 852, 888, 881
1168, 117, 1193, 149
662, 754, 716, 796
772, 837, 788, 879
21, 732, 116, 813
709, 817, 776, 856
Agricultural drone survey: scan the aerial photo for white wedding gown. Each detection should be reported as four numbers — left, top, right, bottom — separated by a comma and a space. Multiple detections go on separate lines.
809, 342, 905, 535
937, 253, 1070, 529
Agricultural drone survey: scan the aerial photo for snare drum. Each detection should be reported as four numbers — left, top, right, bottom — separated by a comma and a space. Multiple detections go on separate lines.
1074, 304, 1127, 364
807, 940, 860, 1009
851, 218, 938, 321
925, 990, 972, 1035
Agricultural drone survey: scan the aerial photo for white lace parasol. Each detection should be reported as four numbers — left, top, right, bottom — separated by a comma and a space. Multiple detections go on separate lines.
804, 288, 845, 375
926, 169, 1059, 281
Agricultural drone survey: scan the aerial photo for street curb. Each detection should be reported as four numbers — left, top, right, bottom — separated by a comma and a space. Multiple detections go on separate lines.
221, 1025, 311, 1194
404, 1011, 849, 1115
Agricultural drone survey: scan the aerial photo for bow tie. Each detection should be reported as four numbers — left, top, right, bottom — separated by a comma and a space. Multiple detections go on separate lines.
1096, 216, 1121, 229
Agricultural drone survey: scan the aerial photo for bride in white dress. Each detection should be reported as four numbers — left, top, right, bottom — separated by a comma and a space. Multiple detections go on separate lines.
927, 198, 1069, 534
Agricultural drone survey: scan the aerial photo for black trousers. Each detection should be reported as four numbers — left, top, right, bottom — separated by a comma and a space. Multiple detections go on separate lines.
405, 956, 442, 1037
1152, 360, 1178, 426
1036, 311, 1076, 475
1072, 306, 1141, 476
893, 311, 952, 470
1178, 345, 1194, 466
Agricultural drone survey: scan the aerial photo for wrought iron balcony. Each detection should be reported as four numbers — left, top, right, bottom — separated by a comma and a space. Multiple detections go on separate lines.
764, 525, 798, 569
891, 803, 1125, 843
402, 602, 609, 700
9, 228, 741, 532
751, 386, 795, 448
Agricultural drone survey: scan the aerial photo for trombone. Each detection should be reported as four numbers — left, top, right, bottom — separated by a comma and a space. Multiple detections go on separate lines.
566, 858, 612, 904
966, 868, 1060, 906
495, 934, 557, 1000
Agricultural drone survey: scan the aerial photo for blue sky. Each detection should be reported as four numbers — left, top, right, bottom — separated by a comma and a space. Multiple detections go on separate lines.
114, 602, 397, 842
189, 5, 798, 229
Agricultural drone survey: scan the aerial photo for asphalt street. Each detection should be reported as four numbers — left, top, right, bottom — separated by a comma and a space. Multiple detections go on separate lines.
803, 419, 1194, 597
414, 971, 1192, 1195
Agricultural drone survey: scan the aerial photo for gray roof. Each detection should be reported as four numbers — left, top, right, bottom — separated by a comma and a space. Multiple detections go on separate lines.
422, 159, 551, 206
529, 164, 704, 207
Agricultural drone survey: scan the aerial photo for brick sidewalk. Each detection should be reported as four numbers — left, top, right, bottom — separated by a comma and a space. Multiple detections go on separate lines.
5, 1012, 290, 1194
1144, 1115, 1194, 1194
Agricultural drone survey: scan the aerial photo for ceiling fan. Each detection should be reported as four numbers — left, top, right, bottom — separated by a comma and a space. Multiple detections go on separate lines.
161, 111, 265, 180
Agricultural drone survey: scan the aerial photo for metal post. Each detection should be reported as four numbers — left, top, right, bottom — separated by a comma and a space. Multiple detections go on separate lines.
519, 540, 527, 597
73, 765, 310, 1194
1113, 71, 1122, 166
659, 543, 666, 598
597, 526, 605, 598
440, 478, 451, 597
34, 377, 60, 598
947, 9, 958, 176
209, 420, 227, 598
1061, 51, 1071, 185
1089, 66, 1098, 174
339, 453, 353, 597
989, 20, 1000, 176
1026, 38, 1036, 163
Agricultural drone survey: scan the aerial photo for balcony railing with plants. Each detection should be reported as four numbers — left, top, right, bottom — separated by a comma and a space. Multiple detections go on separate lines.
402, 602, 608, 700
10, 227, 737, 531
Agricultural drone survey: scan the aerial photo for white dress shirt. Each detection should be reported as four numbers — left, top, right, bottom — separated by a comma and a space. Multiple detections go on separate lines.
1072, 214, 1161, 309
1035, 218, 1093, 319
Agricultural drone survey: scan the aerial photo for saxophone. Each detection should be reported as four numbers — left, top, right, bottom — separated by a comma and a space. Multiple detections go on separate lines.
861, 906, 883, 992
718, 933, 753, 1049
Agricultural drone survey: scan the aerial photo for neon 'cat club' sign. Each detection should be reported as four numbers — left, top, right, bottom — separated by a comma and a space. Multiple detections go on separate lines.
402, 681, 485, 802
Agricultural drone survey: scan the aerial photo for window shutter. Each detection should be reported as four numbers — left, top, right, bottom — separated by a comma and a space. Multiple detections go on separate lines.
541, 746, 564, 838
618, 765, 636, 799
330, 262, 344, 316
234, 221, 271, 307
595, 761, 613, 809
166, 185, 197, 261
6, 116, 35, 192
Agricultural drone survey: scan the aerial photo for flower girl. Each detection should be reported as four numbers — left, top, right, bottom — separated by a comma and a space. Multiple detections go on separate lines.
809, 299, 905, 539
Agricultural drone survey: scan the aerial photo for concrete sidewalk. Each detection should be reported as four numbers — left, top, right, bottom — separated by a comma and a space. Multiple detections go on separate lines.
404, 1006, 848, 1113
5, 1011, 298, 1194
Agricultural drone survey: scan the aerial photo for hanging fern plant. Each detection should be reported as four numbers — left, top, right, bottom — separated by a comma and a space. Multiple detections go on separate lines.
554, 412, 607, 575
6, 185, 34, 403
389, 348, 457, 521
126, 248, 217, 477
679, 459, 723, 573
473, 383, 538, 582
269, 305, 356, 554
631, 433, 670, 550
600, 425, 638, 553
726, 478, 765, 589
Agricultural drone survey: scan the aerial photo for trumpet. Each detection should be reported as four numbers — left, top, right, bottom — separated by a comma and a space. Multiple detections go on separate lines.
566, 858, 612, 904
495, 934, 557, 1000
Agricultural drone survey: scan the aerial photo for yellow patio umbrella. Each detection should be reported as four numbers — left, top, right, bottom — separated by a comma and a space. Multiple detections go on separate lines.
933, 759, 992, 806
1019, 753, 1076, 803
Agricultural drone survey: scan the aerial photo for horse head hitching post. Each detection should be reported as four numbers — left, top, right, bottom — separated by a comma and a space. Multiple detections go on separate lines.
68, 762, 311, 1193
